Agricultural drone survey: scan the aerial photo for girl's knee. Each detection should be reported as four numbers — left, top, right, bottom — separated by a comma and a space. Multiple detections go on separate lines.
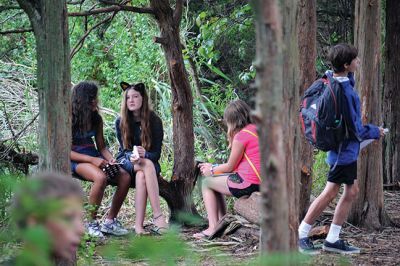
93, 174, 107, 188
135, 171, 146, 185
119, 169, 131, 183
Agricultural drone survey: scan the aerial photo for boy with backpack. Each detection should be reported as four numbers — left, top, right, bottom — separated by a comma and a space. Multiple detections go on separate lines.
298, 43, 385, 254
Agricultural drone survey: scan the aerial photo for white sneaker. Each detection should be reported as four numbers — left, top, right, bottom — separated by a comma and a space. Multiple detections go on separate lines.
87, 220, 104, 238
100, 218, 129, 236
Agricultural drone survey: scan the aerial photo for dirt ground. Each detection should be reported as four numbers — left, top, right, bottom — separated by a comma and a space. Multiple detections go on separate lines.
182, 190, 400, 266
89, 191, 400, 266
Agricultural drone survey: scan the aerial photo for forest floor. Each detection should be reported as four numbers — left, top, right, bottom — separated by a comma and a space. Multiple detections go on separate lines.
88, 190, 400, 266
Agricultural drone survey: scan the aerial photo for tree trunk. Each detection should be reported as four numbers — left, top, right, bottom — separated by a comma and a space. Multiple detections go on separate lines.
281, 0, 300, 249
253, 0, 290, 253
17, 0, 71, 173
150, 0, 198, 221
383, 0, 400, 185
349, 0, 389, 230
297, 0, 317, 220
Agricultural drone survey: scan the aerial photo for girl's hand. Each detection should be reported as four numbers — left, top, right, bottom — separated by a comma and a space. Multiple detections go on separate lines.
137, 146, 146, 158
91, 157, 108, 168
130, 153, 140, 164
109, 158, 117, 164
199, 163, 213, 177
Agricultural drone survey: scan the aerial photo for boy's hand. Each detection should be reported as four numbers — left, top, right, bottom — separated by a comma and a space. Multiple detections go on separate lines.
379, 127, 385, 138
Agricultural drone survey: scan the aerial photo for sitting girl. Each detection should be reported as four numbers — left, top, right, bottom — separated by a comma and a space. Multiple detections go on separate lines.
116, 81, 168, 235
70, 81, 131, 237
194, 99, 261, 238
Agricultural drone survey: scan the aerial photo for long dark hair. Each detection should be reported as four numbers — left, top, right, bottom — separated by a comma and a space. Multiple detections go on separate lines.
71, 81, 102, 135
223, 99, 252, 147
119, 82, 152, 150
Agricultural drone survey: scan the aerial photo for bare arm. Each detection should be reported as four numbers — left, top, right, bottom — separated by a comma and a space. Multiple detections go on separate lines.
200, 140, 244, 176
95, 120, 114, 162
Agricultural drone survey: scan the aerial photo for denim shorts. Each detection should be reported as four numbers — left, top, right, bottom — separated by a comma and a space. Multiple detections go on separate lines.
71, 146, 101, 173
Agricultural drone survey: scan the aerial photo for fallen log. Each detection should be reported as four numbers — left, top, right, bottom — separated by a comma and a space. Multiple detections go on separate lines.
233, 192, 261, 225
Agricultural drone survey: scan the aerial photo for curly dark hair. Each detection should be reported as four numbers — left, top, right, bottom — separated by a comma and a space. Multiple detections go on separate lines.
71, 81, 102, 135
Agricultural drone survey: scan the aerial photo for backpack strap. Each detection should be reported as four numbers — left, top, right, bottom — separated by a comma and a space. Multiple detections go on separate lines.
241, 128, 261, 181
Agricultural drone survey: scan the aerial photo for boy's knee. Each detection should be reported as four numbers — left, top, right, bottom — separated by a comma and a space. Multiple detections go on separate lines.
323, 185, 340, 201
346, 184, 359, 200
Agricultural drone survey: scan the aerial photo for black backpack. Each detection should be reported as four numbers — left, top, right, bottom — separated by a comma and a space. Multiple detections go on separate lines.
299, 74, 347, 151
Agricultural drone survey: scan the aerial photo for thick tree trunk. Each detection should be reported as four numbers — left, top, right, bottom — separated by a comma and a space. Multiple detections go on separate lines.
17, 0, 72, 264
254, 0, 290, 253
150, 0, 198, 221
281, 0, 300, 249
349, 0, 389, 229
17, 0, 71, 173
297, 0, 317, 220
383, 0, 400, 185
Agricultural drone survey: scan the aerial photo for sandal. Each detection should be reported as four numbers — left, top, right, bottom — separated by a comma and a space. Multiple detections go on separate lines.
150, 214, 168, 235
150, 226, 168, 235
192, 231, 211, 240
135, 231, 150, 236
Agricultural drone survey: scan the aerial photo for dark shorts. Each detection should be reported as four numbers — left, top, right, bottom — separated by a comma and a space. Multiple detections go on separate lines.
226, 173, 260, 198
327, 161, 357, 185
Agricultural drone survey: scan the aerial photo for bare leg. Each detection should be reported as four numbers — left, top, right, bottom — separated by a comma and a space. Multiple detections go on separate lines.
134, 171, 147, 234
107, 168, 131, 219
332, 180, 359, 225
75, 163, 108, 220
216, 193, 227, 221
201, 175, 231, 236
134, 159, 167, 229
303, 182, 341, 225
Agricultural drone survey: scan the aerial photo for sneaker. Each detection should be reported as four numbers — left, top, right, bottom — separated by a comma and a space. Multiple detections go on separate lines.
87, 220, 104, 238
298, 237, 320, 255
100, 218, 129, 236
323, 239, 360, 254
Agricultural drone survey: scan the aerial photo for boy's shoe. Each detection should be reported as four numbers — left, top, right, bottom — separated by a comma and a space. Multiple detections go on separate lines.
87, 220, 104, 238
298, 237, 320, 255
323, 239, 360, 254
100, 218, 129, 236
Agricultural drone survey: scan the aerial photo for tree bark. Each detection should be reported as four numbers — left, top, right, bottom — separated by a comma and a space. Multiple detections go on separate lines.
280, 0, 300, 249
349, 0, 389, 230
253, 0, 290, 253
17, 0, 71, 173
149, 0, 198, 221
297, 0, 317, 221
383, 0, 400, 185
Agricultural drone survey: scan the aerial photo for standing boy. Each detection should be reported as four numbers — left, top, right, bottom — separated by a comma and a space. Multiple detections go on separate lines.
298, 43, 385, 254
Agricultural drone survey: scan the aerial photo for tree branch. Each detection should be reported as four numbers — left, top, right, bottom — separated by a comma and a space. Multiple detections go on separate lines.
67, 0, 86, 5
68, 5, 154, 17
70, 13, 116, 59
15, 0, 41, 33
153, 36, 167, 45
0, 113, 39, 144
0, 28, 33, 35
0, 5, 21, 12
173, 0, 183, 26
